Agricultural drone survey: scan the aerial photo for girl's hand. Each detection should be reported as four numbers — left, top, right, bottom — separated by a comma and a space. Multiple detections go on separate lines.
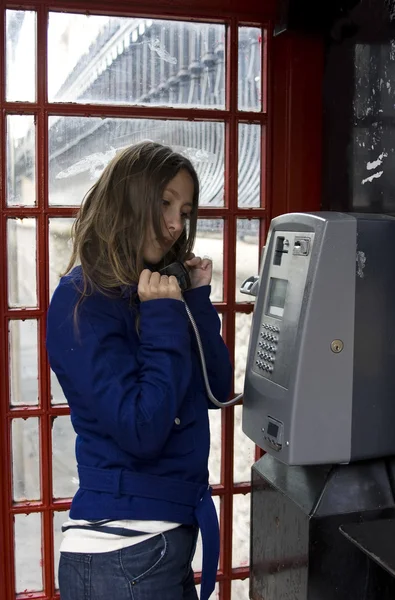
138, 270, 182, 302
185, 254, 213, 288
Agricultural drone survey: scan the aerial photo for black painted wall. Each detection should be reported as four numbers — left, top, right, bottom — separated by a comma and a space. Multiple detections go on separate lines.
322, 0, 395, 213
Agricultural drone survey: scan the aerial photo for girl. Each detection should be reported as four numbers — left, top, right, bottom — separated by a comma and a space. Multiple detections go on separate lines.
46, 141, 232, 600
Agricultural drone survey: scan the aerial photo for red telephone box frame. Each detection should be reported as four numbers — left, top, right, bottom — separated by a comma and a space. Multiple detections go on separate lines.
0, 1, 323, 598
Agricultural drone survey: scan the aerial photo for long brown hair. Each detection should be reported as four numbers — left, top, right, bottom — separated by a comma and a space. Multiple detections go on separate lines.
64, 141, 199, 300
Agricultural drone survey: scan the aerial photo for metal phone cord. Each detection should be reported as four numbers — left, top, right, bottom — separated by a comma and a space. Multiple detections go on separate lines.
183, 299, 242, 408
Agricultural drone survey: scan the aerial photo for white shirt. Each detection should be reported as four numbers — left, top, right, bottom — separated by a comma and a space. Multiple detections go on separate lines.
60, 517, 181, 553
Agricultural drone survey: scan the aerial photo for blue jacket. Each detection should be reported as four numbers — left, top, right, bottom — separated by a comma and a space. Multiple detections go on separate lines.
46, 266, 232, 600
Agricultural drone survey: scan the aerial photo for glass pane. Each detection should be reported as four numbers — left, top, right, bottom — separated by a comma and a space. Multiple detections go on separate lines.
194, 219, 223, 302
48, 14, 225, 108
52, 416, 78, 499
14, 512, 43, 593
49, 218, 75, 299
234, 405, 255, 484
48, 117, 224, 207
9, 320, 39, 407
6, 10, 36, 102
51, 370, 67, 406
238, 27, 262, 112
7, 115, 36, 206
7, 218, 37, 308
232, 493, 250, 568
235, 313, 252, 394
238, 124, 261, 208
232, 578, 249, 599
53, 511, 68, 589
236, 219, 260, 302
12, 418, 40, 501
208, 409, 221, 485
192, 495, 220, 573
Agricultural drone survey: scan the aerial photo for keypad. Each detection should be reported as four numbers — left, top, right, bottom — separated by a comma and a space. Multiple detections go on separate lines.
255, 322, 280, 375
255, 360, 273, 373
262, 323, 280, 333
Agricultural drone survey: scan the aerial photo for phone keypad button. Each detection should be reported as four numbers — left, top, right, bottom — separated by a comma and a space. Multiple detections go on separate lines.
255, 323, 281, 375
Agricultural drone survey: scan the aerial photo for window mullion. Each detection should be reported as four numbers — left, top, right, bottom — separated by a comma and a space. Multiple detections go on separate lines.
220, 15, 239, 600
0, 6, 16, 598
36, 4, 55, 597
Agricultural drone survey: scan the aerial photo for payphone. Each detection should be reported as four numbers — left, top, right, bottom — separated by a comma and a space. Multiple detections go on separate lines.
242, 212, 395, 600
243, 211, 395, 464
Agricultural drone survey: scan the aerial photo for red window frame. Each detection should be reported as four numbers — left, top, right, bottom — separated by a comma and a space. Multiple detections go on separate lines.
0, 1, 276, 598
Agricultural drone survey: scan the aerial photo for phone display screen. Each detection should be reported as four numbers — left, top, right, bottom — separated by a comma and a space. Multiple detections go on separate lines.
266, 277, 288, 318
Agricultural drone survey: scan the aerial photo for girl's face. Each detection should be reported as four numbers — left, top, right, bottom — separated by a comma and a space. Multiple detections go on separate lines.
143, 169, 195, 265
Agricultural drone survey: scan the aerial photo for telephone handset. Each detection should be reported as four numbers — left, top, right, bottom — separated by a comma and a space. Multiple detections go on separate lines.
159, 262, 191, 292
157, 261, 241, 408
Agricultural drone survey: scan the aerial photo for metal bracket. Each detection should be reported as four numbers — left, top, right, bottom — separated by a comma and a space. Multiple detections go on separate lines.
240, 275, 259, 297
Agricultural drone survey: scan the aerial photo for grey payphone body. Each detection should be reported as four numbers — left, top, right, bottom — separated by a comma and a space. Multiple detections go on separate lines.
243, 212, 395, 465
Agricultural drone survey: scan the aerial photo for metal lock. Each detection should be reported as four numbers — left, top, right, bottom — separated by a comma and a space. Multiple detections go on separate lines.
330, 339, 344, 353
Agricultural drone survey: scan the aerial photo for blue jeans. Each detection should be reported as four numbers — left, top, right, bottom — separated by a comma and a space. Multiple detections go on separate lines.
59, 525, 199, 600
